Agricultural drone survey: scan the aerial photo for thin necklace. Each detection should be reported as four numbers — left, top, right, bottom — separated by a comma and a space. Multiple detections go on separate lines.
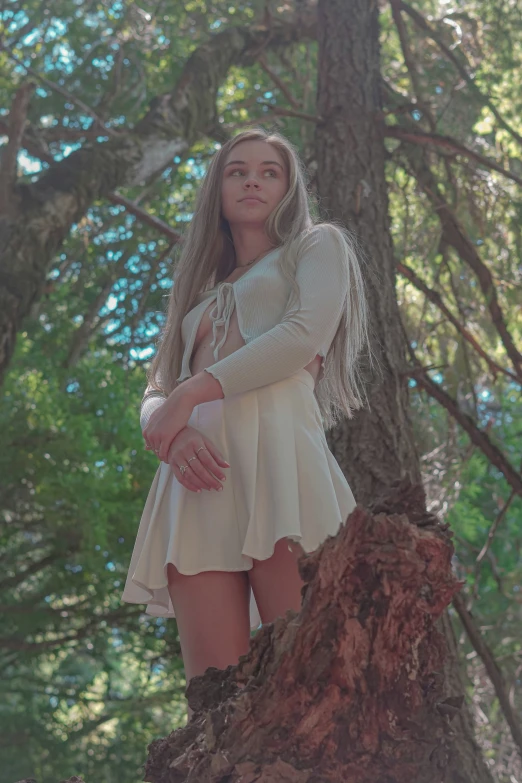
237, 248, 273, 268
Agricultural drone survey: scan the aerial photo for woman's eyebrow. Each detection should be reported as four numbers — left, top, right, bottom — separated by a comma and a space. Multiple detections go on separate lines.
224, 159, 284, 170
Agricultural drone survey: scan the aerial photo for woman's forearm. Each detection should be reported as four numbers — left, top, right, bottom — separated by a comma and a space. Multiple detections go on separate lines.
175, 369, 225, 407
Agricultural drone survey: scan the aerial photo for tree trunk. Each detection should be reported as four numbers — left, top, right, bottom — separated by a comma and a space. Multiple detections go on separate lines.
143, 484, 462, 782
314, 1, 494, 781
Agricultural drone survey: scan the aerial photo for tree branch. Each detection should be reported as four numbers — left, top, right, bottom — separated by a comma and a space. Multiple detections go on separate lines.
386, 126, 522, 189
0, 606, 136, 653
62, 248, 133, 369
452, 591, 522, 760
257, 53, 302, 108
0, 119, 109, 144
0, 551, 59, 591
399, 148, 522, 380
107, 192, 182, 243
405, 343, 522, 498
470, 483, 519, 604
397, 261, 518, 382
0, 82, 36, 214
388, 0, 436, 130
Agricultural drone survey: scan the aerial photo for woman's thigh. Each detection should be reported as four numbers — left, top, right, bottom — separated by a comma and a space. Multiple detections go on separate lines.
248, 537, 306, 626
167, 564, 251, 683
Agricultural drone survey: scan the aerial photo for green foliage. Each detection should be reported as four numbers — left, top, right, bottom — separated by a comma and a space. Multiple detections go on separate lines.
0, 328, 188, 781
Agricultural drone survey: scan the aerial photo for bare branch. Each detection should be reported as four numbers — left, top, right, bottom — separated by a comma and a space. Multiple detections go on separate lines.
397, 261, 518, 382
62, 248, 132, 369
475, 486, 518, 567
257, 53, 302, 108
0, 115, 183, 243
388, 0, 436, 130
128, 242, 175, 338
405, 343, 522, 498
0, 607, 135, 652
454, 534, 508, 601
386, 126, 522, 189
469, 482, 519, 603
399, 149, 522, 380
452, 591, 522, 759
0, 552, 59, 592
108, 192, 182, 243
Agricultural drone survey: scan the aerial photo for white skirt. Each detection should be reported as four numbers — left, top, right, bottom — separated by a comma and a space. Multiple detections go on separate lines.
121, 368, 356, 631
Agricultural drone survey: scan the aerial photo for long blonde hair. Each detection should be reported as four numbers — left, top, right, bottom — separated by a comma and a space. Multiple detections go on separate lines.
146, 127, 373, 430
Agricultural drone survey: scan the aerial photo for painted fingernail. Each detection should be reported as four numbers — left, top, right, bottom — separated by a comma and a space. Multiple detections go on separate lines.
218, 486, 223, 491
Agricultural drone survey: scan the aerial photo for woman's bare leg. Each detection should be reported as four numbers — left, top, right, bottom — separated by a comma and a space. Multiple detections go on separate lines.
248, 537, 306, 626
166, 564, 251, 723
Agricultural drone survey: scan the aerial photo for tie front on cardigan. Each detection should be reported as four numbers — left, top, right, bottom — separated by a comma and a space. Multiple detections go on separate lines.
139, 225, 351, 429
208, 282, 235, 361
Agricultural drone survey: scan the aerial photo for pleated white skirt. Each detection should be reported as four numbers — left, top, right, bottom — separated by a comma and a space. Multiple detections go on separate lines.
121, 368, 356, 631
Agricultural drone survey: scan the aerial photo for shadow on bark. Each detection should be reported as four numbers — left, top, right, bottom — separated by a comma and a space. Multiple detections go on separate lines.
140, 478, 465, 782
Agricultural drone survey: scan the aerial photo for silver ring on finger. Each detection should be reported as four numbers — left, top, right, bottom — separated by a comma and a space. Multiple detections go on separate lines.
196, 446, 208, 456
187, 455, 198, 465
179, 464, 189, 475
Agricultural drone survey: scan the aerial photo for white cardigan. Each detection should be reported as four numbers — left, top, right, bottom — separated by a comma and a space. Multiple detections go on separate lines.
140, 224, 349, 430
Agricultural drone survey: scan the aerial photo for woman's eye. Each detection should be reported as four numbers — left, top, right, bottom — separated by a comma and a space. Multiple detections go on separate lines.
229, 169, 278, 176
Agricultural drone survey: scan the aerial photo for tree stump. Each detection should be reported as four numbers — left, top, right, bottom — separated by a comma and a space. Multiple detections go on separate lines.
144, 479, 465, 783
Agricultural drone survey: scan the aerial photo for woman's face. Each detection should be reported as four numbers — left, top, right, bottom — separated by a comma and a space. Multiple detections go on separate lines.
221, 140, 289, 228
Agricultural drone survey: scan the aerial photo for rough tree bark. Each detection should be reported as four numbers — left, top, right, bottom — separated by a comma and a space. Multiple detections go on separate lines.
314, 1, 495, 781
142, 482, 462, 782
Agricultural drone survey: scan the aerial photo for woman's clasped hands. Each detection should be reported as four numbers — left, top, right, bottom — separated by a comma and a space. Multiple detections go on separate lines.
143, 392, 194, 462
153, 425, 230, 493
143, 394, 229, 493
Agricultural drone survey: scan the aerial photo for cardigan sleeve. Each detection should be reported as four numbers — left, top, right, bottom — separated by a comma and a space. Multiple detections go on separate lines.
202, 225, 349, 397
140, 388, 167, 431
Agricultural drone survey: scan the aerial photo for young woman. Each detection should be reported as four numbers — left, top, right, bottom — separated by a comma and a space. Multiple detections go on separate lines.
122, 127, 371, 722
